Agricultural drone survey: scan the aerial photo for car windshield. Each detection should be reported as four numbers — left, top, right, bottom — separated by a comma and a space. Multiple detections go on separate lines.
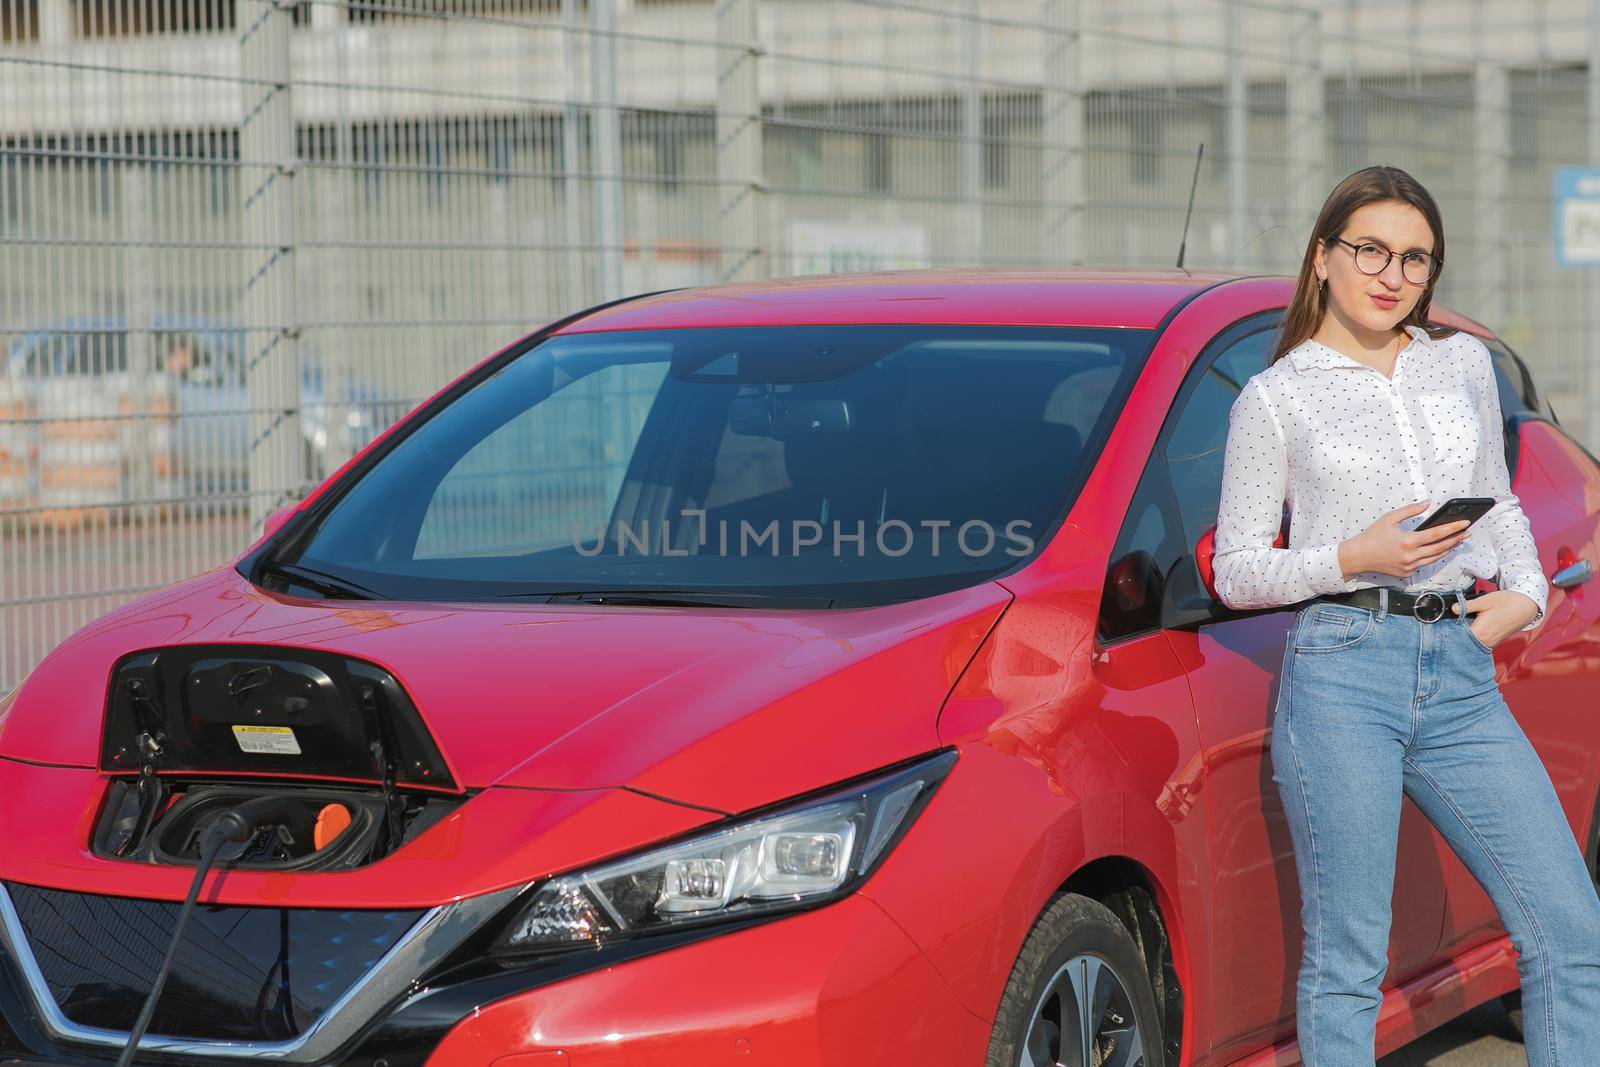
276, 323, 1150, 606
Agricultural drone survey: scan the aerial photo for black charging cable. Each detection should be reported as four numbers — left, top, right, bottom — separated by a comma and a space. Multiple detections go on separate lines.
115, 797, 303, 1067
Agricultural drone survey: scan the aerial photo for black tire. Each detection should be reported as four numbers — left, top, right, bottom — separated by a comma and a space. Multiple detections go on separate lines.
1501, 988, 1523, 1039
985, 892, 1164, 1067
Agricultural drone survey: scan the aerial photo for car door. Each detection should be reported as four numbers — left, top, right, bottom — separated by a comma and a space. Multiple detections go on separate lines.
1432, 338, 1600, 960
1483, 341, 1600, 812
1138, 313, 1448, 1061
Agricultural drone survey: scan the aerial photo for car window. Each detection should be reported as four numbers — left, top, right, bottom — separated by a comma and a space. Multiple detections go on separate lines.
415, 362, 667, 558
286, 324, 1153, 605
1099, 319, 1275, 642
1480, 336, 1555, 481
1164, 329, 1272, 550
1483, 340, 1530, 419
1481, 336, 1600, 486
1483, 337, 1555, 422
1099, 470, 1184, 641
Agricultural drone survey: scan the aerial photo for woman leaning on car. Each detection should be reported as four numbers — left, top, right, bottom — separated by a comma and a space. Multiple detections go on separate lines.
1210, 164, 1600, 1067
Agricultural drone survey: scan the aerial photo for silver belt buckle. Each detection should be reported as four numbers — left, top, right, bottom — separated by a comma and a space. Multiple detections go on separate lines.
1413, 590, 1446, 623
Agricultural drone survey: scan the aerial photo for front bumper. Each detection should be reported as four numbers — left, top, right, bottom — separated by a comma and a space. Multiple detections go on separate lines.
1, 889, 988, 1066
421, 891, 989, 1066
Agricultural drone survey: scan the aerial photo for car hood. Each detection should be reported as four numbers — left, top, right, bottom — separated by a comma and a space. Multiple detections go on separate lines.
0, 567, 1010, 813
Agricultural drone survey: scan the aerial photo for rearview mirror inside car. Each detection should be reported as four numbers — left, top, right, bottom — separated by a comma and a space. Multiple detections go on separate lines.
729, 392, 852, 438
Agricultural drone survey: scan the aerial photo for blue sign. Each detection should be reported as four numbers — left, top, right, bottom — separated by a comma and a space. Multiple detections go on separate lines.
1554, 166, 1600, 266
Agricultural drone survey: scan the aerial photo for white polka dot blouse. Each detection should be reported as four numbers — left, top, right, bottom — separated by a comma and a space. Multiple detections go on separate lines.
1212, 322, 1548, 631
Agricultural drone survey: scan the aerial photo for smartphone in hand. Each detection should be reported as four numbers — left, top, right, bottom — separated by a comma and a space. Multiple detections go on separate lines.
1414, 496, 1497, 532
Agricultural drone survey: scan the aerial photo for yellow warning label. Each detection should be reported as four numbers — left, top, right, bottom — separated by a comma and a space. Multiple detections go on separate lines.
232, 725, 302, 756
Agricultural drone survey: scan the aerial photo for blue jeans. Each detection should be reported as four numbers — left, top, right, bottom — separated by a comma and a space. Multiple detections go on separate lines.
1271, 585, 1600, 1066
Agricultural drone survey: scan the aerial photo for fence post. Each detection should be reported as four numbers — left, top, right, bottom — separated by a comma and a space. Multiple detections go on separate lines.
590, 0, 624, 300
1474, 60, 1509, 335
715, 0, 764, 282
37, 0, 70, 44
1285, 5, 1323, 251
311, 0, 344, 31
562, 0, 589, 303
120, 161, 156, 512
1226, 0, 1249, 268
1042, 0, 1083, 266
962, 0, 982, 264
239, 0, 301, 533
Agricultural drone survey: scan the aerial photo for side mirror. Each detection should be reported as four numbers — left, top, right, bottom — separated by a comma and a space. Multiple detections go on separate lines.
1099, 548, 1163, 635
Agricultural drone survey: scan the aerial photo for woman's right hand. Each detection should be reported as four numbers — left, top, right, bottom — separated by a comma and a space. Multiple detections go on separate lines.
1338, 500, 1474, 579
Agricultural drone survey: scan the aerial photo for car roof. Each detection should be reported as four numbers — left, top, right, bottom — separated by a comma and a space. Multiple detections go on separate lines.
555, 266, 1262, 333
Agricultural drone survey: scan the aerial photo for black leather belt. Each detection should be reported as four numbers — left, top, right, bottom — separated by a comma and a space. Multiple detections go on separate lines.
1315, 584, 1485, 623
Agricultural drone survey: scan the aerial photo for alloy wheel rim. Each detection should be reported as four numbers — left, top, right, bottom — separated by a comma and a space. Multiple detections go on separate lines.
1019, 951, 1146, 1067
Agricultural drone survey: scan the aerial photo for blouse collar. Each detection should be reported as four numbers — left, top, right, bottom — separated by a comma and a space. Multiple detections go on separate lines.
1286, 322, 1432, 374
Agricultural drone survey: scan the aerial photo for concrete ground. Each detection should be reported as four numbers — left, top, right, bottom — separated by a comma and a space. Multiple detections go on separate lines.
1379, 997, 1530, 1066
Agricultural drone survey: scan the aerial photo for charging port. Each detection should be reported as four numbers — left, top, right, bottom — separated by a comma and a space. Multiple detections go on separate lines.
91, 645, 466, 871
94, 780, 461, 871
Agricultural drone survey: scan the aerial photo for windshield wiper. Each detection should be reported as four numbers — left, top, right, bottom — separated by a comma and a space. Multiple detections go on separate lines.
260, 562, 384, 601
506, 589, 835, 609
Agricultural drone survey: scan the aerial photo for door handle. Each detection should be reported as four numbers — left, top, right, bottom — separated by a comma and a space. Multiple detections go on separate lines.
1552, 558, 1593, 589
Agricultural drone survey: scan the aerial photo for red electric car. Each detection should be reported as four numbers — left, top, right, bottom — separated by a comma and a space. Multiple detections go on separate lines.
2, 269, 1598, 1067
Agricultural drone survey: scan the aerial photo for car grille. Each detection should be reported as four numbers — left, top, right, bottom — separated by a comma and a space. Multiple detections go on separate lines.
4, 882, 422, 1042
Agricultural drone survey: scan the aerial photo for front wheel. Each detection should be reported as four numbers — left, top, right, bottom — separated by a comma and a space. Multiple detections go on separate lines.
985, 892, 1163, 1067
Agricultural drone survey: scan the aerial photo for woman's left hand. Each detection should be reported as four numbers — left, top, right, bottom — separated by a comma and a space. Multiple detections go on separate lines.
1450, 590, 1541, 650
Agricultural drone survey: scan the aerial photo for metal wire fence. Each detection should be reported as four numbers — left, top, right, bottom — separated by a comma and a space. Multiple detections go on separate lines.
2, 0, 1597, 690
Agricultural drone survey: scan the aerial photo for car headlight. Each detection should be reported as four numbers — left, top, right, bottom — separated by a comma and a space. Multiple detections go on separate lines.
493, 749, 956, 955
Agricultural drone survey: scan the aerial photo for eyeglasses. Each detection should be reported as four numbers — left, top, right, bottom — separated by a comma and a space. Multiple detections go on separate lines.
1327, 236, 1440, 285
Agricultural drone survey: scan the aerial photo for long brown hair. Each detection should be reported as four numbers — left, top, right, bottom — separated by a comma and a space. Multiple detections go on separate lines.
1271, 165, 1457, 366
